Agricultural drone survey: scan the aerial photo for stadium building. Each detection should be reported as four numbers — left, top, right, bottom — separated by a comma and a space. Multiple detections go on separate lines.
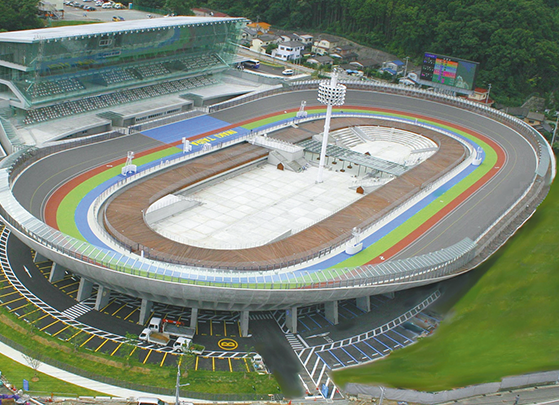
0, 17, 246, 129
0, 18, 554, 341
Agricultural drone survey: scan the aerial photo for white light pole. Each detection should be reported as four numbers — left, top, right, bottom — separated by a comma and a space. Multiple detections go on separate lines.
316, 68, 346, 183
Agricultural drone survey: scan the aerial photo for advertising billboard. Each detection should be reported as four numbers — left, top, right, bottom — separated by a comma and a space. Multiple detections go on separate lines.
420, 53, 479, 92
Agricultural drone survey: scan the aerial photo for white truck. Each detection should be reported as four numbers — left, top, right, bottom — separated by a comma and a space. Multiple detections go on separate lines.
149, 317, 196, 339
138, 328, 171, 346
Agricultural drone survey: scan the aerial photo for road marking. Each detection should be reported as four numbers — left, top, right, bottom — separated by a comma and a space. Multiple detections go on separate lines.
143, 349, 152, 364
23, 266, 32, 278
160, 353, 167, 367
9, 302, 31, 313
94, 339, 109, 352
80, 334, 95, 348
110, 342, 123, 356
228, 357, 232, 372
217, 338, 238, 351
52, 324, 71, 337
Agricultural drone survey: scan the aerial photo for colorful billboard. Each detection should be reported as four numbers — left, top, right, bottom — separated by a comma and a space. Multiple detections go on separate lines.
420, 53, 479, 91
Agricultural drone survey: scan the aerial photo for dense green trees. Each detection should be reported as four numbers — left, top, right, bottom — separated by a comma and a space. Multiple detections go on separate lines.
200, 0, 558, 106
0, 0, 43, 32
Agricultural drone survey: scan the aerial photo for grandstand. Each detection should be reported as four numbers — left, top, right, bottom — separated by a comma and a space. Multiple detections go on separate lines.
0, 17, 246, 125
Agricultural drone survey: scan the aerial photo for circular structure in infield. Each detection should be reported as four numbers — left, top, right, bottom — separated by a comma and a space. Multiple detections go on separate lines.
1, 84, 554, 314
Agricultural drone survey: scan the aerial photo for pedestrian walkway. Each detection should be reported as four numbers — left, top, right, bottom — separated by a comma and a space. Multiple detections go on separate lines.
0, 341, 196, 403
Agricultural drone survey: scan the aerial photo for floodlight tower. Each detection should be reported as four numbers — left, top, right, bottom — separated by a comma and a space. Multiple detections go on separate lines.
316, 68, 346, 183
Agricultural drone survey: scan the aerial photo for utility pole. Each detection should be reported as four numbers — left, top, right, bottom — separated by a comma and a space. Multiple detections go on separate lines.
403, 56, 409, 77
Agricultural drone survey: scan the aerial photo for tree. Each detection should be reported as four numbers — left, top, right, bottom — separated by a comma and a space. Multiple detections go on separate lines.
0, 0, 43, 31
164, 0, 194, 15
22, 354, 42, 381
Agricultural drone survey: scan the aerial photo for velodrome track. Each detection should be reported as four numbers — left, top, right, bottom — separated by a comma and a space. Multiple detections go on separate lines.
14, 89, 535, 258
6, 87, 545, 311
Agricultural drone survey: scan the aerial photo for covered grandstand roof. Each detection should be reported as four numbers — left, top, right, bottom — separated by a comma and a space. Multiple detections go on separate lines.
0, 16, 247, 43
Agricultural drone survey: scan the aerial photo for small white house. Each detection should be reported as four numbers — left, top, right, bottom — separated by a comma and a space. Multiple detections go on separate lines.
272, 41, 304, 61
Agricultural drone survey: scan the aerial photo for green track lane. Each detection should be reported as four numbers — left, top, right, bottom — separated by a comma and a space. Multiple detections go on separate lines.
57, 147, 180, 240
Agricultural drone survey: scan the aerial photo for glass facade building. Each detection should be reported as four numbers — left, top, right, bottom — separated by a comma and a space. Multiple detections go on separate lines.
0, 17, 246, 121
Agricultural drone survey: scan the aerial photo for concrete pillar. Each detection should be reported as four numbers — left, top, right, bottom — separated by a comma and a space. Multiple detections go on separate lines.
33, 252, 49, 263
139, 299, 153, 326
239, 310, 250, 337
356, 296, 371, 313
286, 306, 298, 334
286, 307, 297, 333
48, 263, 66, 283
94, 285, 112, 311
325, 301, 339, 325
190, 307, 198, 329
76, 278, 94, 302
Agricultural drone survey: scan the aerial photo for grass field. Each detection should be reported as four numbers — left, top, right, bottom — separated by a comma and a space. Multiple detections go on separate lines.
332, 174, 559, 391
0, 352, 103, 398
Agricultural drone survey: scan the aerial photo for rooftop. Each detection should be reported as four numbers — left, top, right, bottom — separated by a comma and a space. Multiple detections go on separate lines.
0, 16, 246, 43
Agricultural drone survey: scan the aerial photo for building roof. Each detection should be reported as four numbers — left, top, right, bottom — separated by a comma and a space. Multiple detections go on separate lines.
526, 111, 545, 122
247, 22, 271, 31
308, 55, 333, 64
392, 60, 405, 66
256, 34, 278, 42
280, 41, 304, 48
0, 16, 246, 44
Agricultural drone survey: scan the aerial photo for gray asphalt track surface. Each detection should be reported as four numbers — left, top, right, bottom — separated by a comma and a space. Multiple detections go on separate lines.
13, 89, 537, 260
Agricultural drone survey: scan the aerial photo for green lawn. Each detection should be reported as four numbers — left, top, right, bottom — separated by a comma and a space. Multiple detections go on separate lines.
0, 352, 104, 397
333, 175, 559, 391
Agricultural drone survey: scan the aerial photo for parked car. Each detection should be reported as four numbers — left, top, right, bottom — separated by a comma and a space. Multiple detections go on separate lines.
102, 2, 113, 8
282, 68, 294, 76
112, 15, 124, 21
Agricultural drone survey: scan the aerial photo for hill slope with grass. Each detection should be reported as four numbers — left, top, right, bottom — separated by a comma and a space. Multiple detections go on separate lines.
333, 175, 558, 391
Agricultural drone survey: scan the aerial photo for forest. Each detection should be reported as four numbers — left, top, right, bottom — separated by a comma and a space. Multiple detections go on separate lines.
195, 0, 559, 107
0, 0, 557, 107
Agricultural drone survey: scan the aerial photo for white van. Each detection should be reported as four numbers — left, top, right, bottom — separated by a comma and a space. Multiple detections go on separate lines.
137, 398, 166, 405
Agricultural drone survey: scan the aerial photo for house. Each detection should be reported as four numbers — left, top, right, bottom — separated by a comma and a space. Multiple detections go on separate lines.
279, 33, 300, 43
241, 27, 259, 43
465, 87, 494, 106
272, 41, 305, 61
246, 22, 271, 34
332, 44, 358, 62
307, 55, 334, 66
297, 34, 314, 47
381, 60, 405, 75
350, 59, 379, 70
311, 37, 338, 55
525, 111, 545, 127
250, 34, 280, 53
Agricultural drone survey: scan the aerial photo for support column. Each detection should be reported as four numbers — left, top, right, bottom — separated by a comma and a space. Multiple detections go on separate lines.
286, 306, 298, 334
48, 263, 66, 283
33, 252, 49, 263
190, 307, 198, 329
239, 310, 250, 337
94, 285, 112, 311
76, 278, 93, 302
138, 299, 153, 326
325, 301, 339, 325
356, 296, 371, 313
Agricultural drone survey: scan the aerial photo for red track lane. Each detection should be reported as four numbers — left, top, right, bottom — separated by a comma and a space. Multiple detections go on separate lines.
43, 107, 505, 270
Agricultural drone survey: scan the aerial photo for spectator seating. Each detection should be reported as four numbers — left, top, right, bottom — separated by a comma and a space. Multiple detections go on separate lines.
23, 74, 219, 125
